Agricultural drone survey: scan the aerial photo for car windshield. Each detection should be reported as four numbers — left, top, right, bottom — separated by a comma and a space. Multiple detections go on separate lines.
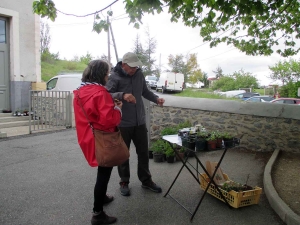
147, 76, 157, 81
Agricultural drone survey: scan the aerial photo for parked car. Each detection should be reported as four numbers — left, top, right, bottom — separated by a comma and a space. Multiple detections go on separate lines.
244, 96, 275, 102
46, 74, 82, 91
218, 90, 246, 98
234, 92, 260, 100
145, 75, 158, 89
270, 98, 300, 105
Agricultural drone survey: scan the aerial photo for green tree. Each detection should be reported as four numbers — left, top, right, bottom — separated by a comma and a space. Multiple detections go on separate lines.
189, 69, 204, 85
168, 54, 185, 74
132, 34, 147, 67
80, 52, 94, 65
33, 0, 300, 57
269, 59, 300, 85
168, 53, 205, 84
212, 69, 258, 91
212, 66, 224, 79
40, 20, 51, 54
143, 26, 157, 76
201, 72, 209, 88
279, 81, 300, 98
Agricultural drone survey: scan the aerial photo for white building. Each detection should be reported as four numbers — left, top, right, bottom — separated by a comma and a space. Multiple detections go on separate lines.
0, 0, 41, 111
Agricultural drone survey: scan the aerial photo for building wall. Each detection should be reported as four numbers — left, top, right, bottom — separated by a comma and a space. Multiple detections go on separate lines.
0, 0, 41, 111
149, 97, 300, 153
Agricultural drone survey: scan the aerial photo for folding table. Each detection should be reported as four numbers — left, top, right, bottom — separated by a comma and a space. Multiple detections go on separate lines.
162, 134, 232, 222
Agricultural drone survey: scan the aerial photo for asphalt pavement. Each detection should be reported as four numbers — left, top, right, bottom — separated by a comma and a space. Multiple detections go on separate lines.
0, 129, 285, 225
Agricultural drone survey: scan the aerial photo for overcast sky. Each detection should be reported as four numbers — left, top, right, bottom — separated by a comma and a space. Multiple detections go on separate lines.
47, 0, 300, 86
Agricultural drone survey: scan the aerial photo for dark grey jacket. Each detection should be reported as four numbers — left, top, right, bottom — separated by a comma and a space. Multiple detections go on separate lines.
106, 62, 158, 127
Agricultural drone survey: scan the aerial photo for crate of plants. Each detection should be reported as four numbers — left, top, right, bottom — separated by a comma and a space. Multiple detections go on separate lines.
199, 173, 262, 208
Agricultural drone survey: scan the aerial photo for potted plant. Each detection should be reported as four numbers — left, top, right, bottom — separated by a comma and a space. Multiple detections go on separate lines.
150, 139, 165, 162
222, 132, 234, 148
23, 109, 29, 116
165, 147, 175, 163
213, 130, 223, 148
13, 109, 22, 117
195, 131, 208, 151
206, 133, 217, 150
176, 147, 185, 161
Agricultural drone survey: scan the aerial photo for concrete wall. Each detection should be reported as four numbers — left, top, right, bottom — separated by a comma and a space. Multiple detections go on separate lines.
0, 0, 41, 111
149, 97, 300, 153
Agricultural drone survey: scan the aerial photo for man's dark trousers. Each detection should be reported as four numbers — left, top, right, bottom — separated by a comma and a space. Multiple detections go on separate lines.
118, 124, 152, 184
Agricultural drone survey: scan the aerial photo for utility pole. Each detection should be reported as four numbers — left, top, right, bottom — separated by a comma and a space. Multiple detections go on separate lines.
107, 16, 111, 65
109, 22, 119, 63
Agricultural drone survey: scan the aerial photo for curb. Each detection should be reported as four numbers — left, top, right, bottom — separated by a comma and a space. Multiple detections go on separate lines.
264, 149, 300, 225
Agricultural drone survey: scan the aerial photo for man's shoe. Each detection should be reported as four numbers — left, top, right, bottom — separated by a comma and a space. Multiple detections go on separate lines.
103, 194, 114, 205
91, 211, 117, 225
119, 182, 130, 196
141, 181, 162, 193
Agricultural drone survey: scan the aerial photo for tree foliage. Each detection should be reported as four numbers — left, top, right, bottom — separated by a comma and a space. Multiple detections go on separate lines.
168, 53, 204, 84
168, 54, 186, 74
212, 66, 224, 79
279, 81, 300, 98
131, 28, 158, 76
212, 69, 259, 91
33, 0, 300, 57
40, 20, 51, 54
269, 59, 300, 85
143, 26, 157, 76
80, 52, 94, 65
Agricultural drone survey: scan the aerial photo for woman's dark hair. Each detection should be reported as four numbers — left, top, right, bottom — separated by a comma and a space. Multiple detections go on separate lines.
82, 60, 110, 85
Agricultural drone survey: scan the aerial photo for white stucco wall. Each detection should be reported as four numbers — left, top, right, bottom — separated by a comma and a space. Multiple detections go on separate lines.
0, 0, 41, 82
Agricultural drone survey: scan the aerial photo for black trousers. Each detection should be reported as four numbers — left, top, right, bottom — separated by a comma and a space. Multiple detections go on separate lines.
93, 166, 113, 212
118, 124, 152, 184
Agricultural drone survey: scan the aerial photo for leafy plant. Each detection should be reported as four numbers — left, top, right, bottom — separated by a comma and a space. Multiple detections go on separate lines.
222, 181, 253, 192
222, 132, 234, 139
165, 147, 175, 157
150, 139, 165, 154
177, 120, 192, 129
160, 126, 178, 136
197, 131, 208, 139
206, 133, 217, 141
212, 130, 222, 139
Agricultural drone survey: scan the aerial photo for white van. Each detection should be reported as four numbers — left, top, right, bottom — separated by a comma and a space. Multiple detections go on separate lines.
156, 72, 184, 93
46, 74, 82, 91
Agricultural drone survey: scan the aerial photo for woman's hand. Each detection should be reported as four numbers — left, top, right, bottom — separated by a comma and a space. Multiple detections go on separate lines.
114, 99, 123, 109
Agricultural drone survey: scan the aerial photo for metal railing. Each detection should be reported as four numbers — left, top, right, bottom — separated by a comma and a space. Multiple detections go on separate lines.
29, 91, 72, 133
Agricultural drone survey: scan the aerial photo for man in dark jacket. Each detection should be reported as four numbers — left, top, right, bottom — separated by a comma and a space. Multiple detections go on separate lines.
106, 52, 165, 196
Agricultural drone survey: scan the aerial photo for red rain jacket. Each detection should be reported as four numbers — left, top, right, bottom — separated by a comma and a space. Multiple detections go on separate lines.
73, 84, 121, 167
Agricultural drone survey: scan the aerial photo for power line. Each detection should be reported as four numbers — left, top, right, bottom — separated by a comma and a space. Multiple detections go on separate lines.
198, 48, 236, 61
57, 0, 119, 18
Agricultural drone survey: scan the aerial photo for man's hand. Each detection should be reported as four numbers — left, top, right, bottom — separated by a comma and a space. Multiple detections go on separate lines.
157, 98, 165, 106
123, 93, 136, 104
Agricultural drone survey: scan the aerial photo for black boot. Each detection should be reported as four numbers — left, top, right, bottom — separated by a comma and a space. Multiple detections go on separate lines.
91, 211, 117, 225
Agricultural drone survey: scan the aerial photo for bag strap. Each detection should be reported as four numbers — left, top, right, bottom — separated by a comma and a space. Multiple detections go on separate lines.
76, 91, 95, 134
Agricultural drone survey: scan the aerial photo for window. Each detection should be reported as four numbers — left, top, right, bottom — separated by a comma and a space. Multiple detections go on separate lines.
0, 20, 6, 43
284, 100, 295, 104
47, 78, 58, 90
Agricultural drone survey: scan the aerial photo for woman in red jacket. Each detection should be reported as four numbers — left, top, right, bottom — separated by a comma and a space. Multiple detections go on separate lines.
73, 60, 122, 225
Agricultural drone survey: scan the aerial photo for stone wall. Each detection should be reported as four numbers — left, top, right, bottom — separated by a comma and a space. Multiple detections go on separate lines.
149, 98, 300, 153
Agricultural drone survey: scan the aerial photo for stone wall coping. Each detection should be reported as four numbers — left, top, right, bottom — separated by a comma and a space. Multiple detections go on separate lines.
157, 95, 300, 120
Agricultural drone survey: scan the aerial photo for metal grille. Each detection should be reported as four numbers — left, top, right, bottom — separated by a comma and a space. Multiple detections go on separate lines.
29, 91, 72, 133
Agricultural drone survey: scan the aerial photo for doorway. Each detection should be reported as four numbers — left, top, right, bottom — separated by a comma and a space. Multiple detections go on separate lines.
0, 17, 10, 111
